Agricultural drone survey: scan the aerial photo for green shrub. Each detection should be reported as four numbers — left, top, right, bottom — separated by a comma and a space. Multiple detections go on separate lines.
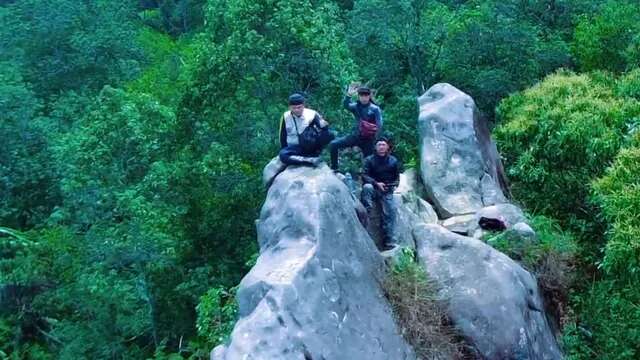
592, 136, 640, 277
496, 70, 640, 359
195, 286, 238, 349
564, 279, 640, 360
572, 0, 640, 73
617, 69, 640, 101
495, 71, 640, 235
563, 135, 640, 359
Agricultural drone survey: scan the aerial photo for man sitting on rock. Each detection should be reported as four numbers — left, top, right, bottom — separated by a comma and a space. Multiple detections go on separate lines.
361, 136, 401, 251
329, 85, 383, 172
279, 93, 334, 166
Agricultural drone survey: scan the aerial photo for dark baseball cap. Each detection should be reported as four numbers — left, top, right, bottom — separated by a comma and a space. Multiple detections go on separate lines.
288, 93, 305, 105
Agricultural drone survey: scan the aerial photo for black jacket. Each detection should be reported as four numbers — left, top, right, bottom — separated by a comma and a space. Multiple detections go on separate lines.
362, 154, 401, 189
279, 111, 323, 149
343, 95, 383, 134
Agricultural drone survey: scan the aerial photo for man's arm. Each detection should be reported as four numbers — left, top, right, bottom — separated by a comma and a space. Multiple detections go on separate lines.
387, 158, 401, 188
375, 106, 383, 129
312, 113, 329, 128
375, 105, 383, 138
361, 157, 376, 184
279, 116, 287, 149
343, 95, 357, 113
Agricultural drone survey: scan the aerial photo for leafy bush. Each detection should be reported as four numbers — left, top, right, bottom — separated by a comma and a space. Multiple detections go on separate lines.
563, 135, 640, 359
195, 286, 238, 349
616, 69, 640, 101
564, 279, 640, 360
572, 0, 640, 73
592, 136, 640, 277
496, 70, 640, 359
495, 71, 640, 237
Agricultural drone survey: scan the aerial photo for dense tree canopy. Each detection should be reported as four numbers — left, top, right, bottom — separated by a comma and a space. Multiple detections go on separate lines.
1, 0, 639, 358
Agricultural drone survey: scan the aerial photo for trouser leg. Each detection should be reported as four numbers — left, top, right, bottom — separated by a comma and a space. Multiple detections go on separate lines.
329, 134, 359, 170
279, 145, 316, 166
315, 128, 336, 155
380, 192, 397, 246
360, 183, 376, 212
359, 138, 375, 158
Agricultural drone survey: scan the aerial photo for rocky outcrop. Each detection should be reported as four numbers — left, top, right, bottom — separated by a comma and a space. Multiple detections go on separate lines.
414, 224, 561, 360
215, 83, 561, 360
417, 83, 508, 218
213, 165, 414, 360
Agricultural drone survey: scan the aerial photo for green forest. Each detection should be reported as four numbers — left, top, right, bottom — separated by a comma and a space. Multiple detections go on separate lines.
1, 0, 639, 358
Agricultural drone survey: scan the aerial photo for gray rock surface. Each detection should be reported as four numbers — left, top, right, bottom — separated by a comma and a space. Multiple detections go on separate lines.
440, 214, 476, 235
512, 222, 537, 239
213, 165, 415, 360
262, 156, 287, 188
414, 224, 561, 360
468, 203, 528, 239
417, 83, 508, 217
395, 168, 422, 197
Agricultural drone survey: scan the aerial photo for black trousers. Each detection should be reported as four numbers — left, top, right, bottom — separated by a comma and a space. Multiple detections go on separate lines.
329, 133, 375, 170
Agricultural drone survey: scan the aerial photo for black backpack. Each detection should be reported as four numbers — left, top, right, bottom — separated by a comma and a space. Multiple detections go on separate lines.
293, 117, 333, 153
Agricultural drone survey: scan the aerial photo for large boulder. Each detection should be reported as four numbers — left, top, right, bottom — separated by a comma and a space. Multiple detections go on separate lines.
417, 83, 508, 217
414, 224, 561, 359
213, 165, 415, 360
393, 170, 438, 247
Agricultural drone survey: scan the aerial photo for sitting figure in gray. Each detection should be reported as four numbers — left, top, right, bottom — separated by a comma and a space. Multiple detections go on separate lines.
361, 137, 401, 251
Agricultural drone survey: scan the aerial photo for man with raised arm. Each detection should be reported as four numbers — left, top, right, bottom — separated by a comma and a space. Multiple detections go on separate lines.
329, 85, 383, 171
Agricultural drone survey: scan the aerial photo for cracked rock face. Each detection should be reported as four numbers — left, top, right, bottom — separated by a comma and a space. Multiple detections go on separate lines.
417, 83, 508, 217
414, 224, 561, 360
213, 165, 415, 360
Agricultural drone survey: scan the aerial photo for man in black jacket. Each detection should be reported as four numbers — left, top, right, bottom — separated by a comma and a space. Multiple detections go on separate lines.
329, 86, 383, 171
361, 137, 400, 250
